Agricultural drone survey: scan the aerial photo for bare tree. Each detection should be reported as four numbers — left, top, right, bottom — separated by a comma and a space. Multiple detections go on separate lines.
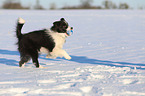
103, 0, 118, 9
80, 0, 93, 8
119, 3, 129, 9
49, 3, 56, 10
34, 0, 44, 9
103, 0, 113, 9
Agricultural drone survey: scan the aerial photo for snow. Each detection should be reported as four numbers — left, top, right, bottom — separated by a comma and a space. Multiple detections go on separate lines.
0, 9, 145, 96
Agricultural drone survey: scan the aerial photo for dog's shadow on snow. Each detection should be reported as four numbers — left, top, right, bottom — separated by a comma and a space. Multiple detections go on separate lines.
0, 49, 145, 70
0, 49, 19, 66
0, 58, 18, 66
70, 55, 145, 70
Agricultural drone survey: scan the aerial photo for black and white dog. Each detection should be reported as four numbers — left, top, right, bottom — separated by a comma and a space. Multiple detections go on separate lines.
16, 18, 73, 68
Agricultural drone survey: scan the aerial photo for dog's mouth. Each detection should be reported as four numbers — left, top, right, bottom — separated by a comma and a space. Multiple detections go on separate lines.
66, 27, 73, 36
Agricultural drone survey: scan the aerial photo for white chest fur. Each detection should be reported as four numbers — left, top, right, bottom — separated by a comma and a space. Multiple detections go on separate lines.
49, 32, 66, 49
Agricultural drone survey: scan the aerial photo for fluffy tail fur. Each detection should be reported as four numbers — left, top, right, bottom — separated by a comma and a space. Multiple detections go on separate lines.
16, 18, 25, 40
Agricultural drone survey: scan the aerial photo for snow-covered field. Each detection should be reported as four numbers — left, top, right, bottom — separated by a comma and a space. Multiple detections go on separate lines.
0, 9, 145, 96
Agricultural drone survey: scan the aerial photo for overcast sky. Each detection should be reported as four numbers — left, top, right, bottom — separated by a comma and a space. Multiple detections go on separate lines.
0, 0, 145, 9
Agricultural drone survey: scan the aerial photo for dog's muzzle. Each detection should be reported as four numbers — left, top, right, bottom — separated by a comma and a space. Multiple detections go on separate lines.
67, 27, 73, 36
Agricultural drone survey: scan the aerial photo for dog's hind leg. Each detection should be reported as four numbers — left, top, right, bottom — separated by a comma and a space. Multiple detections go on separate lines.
30, 51, 40, 68
19, 55, 31, 67
32, 57, 39, 68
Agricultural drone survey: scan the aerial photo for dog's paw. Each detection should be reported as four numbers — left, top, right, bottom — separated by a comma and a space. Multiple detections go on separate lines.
65, 56, 72, 60
46, 55, 56, 59
39, 65, 48, 69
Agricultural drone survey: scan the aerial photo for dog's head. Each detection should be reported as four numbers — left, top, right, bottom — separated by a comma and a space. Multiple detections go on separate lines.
51, 18, 73, 35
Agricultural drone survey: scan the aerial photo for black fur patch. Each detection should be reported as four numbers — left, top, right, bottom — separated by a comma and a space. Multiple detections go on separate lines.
17, 29, 55, 68
51, 18, 68, 33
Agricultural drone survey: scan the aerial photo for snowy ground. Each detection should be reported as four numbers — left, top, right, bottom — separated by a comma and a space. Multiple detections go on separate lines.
0, 9, 145, 96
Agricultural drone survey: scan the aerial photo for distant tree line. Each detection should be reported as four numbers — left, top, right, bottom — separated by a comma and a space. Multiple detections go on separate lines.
0, 0, 140, 10
1, 0, 43, 9
103, 0, 129, 9
61, 0, 101, 9
61, 0, 130, 10
2, 0, 30, 9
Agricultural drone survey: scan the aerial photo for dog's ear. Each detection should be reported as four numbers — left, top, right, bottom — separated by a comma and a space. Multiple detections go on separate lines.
60, 18, 65, 21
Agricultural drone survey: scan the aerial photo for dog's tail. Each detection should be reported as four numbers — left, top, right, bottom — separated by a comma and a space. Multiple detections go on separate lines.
16, 17, 25, 40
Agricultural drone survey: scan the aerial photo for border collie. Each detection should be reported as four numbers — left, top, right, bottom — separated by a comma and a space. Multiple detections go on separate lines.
16, 18, 73, 68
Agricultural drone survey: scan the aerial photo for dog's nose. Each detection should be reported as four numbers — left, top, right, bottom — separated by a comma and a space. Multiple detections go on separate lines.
71, 27, 73, 29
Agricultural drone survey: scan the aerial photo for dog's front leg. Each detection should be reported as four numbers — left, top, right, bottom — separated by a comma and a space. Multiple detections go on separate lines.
60, 49, 71, 60
49, 48, 71, 60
